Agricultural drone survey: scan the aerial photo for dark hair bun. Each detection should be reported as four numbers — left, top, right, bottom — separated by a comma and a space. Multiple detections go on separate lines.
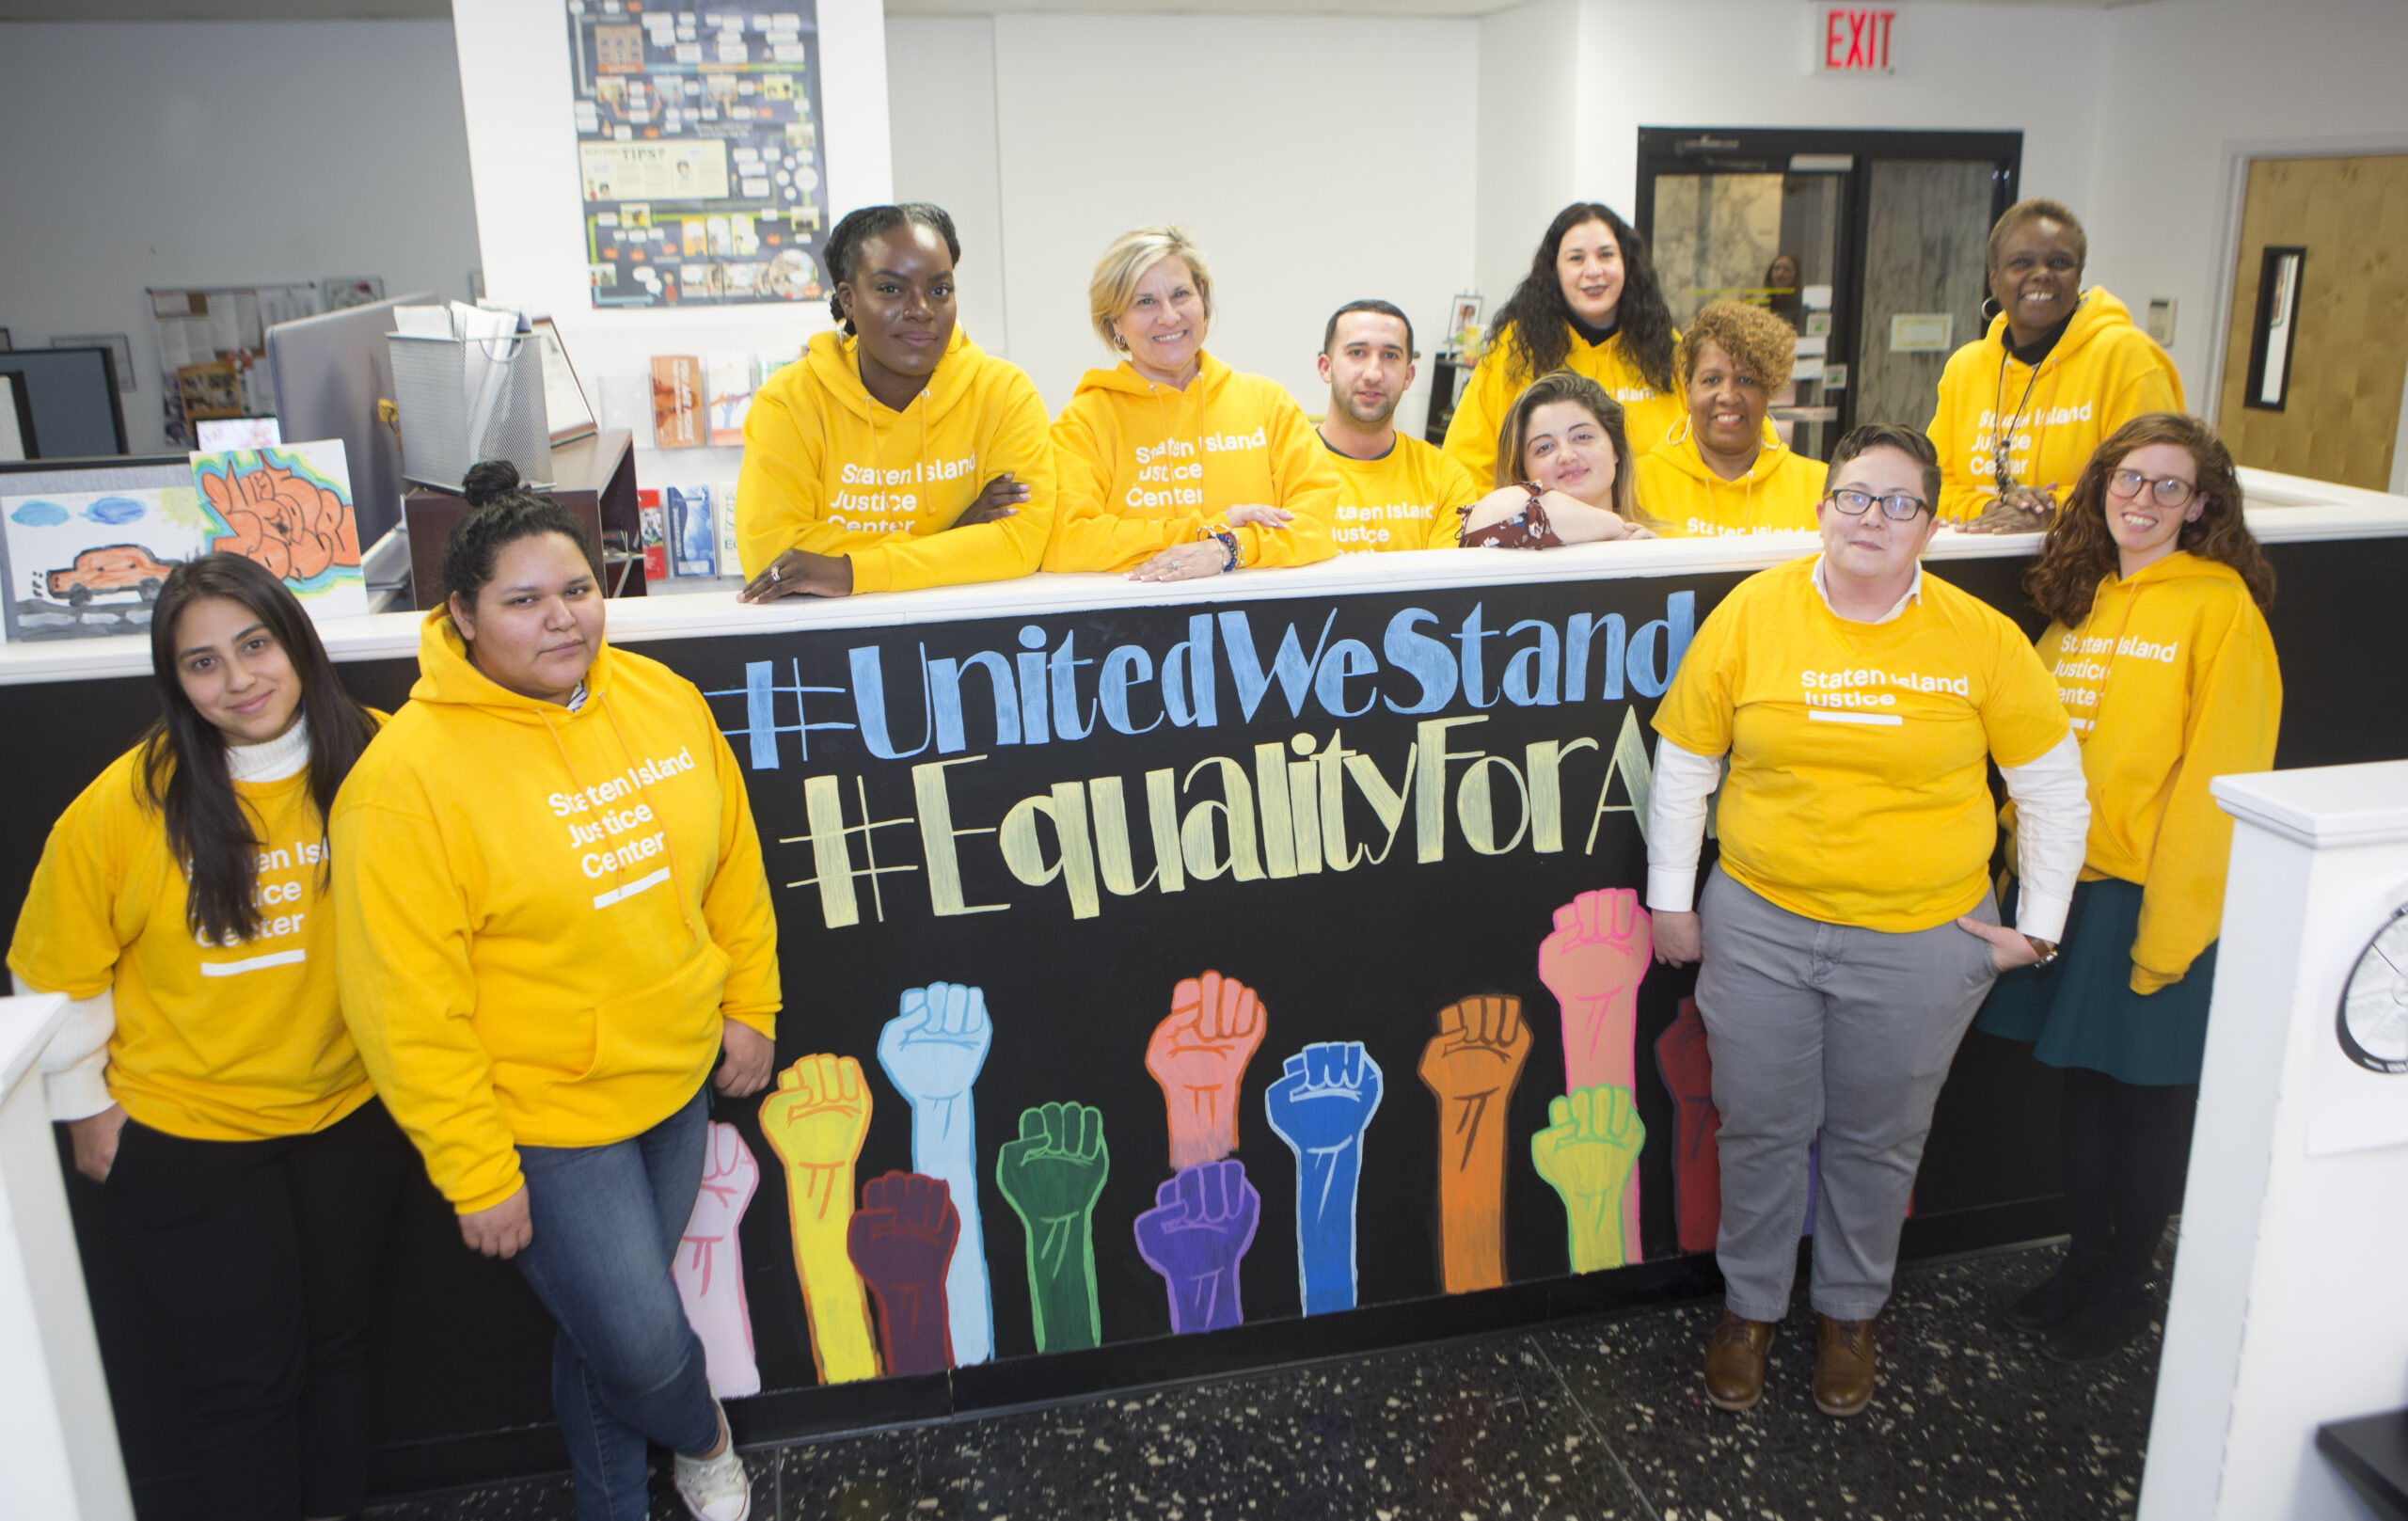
461, 459, 522, 507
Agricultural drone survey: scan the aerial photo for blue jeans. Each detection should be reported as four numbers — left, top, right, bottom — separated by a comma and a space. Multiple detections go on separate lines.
515, 1086, 721, 1521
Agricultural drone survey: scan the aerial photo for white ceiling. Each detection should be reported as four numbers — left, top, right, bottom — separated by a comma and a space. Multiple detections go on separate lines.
0, 0, 2143, 21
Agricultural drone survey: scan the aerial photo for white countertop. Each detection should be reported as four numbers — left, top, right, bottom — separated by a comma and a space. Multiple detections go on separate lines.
0, 993, 69, 1096
2213, 762, 2408, 849
2, 466, 2401, 687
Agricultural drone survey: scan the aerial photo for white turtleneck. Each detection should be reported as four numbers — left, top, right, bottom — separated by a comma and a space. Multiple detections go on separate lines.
228, 715, 312, 784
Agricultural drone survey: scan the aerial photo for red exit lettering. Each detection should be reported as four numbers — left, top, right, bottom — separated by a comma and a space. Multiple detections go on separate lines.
1822, 8, 1897, 72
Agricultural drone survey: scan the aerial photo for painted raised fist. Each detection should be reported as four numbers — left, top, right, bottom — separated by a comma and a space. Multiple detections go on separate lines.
1146, 970, 1266, 1169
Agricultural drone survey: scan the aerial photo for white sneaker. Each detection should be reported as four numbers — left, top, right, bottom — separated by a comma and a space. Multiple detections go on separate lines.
673, 1401, 752, 1521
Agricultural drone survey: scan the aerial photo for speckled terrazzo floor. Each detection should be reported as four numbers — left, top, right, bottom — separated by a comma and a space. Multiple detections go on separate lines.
368, 1239, 2169, 1520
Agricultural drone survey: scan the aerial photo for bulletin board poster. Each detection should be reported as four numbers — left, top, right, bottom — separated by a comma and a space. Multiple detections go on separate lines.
566, 1, 832, 309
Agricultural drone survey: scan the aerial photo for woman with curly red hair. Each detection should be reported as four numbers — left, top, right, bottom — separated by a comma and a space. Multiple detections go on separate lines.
1978, 413, 2279, 1362
1632, 300, 1825, 538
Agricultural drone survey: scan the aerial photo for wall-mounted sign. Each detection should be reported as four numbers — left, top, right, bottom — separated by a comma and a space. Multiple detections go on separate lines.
1818, 8, 1897, 73
1889, 313, 1955, 354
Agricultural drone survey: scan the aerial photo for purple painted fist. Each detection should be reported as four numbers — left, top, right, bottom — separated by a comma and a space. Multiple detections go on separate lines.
1133, 1159, 1260, 1334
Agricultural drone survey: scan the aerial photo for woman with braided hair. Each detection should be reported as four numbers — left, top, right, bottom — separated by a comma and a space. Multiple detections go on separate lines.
736, 201, 1056, 601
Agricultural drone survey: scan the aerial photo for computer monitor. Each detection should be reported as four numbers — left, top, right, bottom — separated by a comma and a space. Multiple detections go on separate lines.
0, 348, 127, 458
267, 291, 433, 547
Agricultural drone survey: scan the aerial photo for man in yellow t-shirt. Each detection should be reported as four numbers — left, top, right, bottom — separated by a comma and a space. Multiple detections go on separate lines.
1313, 300, 1482, 553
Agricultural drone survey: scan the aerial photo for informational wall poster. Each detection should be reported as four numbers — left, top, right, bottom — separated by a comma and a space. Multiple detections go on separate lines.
567, 1, 832, 309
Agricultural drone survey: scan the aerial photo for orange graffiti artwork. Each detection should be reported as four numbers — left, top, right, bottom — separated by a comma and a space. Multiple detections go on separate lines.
205, 463, 360, 582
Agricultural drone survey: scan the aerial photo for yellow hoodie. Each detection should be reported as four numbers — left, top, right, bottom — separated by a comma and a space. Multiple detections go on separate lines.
736, 326, 1055, 593
331, 614, 779, 1212
2028, 551, 2279, 993
1633, 432, 1826, 539
1440, 322, 1685, 489
1320, 430, 1483, 552
1044, 352, 1340, 573
9, 741, 378, 1141
1928, 288, 2184, 522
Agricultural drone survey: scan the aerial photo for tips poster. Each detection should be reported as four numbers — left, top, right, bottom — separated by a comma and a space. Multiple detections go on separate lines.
568, 1, 832, 309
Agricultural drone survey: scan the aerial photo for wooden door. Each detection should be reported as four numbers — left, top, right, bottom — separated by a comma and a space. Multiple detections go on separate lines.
2217, 154, 2408, 489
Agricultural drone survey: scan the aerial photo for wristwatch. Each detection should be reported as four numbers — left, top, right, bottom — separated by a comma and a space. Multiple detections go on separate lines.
2024, 936, 2060, 969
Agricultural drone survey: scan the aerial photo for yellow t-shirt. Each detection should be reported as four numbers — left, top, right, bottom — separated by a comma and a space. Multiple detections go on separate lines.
8, 746, 375, 1140
1321, 431, 1484, 552
1655, 556, 2069, 932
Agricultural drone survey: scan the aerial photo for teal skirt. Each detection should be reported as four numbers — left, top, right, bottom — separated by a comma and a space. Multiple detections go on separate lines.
1974, 875, 2219, 1086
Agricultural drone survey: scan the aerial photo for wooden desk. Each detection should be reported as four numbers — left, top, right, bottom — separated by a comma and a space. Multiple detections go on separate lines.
401, 430, 644, 609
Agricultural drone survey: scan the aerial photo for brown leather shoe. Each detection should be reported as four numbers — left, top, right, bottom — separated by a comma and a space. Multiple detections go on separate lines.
1702, 1310, 1776, 1412
1813, 1314, 1877, 1417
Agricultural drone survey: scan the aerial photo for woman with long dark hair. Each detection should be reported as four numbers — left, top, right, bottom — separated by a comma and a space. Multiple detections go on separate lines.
9, 552, 404, 1521
333, 463, 779, 1521
1441, 202, 1682, 488
1978, 413, 2278, 1360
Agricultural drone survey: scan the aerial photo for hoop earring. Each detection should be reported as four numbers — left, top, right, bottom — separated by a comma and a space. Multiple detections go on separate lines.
1667, 413, 1692, 447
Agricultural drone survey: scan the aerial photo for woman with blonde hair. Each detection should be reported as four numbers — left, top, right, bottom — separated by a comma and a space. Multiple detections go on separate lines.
1979, 413, 2278, 1361
1043, 224, 1339, 581
1455, 371, 1654, 548
1633, 300, 1826, 538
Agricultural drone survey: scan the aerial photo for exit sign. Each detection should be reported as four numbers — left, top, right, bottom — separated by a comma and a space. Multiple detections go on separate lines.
1819, 8, 1897, 72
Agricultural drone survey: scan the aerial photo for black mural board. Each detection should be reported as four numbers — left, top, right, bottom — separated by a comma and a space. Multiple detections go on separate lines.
5, 535, 2400, 1508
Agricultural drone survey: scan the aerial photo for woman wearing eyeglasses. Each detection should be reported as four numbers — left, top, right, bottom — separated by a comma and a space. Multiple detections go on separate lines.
1646, 423, 2091, 1418
1929, 199, 2182, 531
1977, 414, 2278, 1361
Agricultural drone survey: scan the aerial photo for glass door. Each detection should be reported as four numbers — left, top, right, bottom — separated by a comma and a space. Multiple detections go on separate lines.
1650, 160, 1848, 461
1637, 129, 2021, 459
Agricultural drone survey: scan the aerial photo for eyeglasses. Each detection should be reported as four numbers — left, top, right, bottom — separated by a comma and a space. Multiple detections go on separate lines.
1825, 487, 1928, 521
2106, 468, 2200, 509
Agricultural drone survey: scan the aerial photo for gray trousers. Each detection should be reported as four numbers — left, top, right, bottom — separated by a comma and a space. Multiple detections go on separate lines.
1696, 865, 2003, 1322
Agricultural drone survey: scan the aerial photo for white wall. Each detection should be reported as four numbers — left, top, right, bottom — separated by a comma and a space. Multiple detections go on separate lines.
1567, 1, 2103, 224
2087, 0, 2408, 406
0, 22, 482, 454
448, 0, 893, 493
885, 16, 1010, 357
940, 12, 1480, 437
1474, 0, 1579, 317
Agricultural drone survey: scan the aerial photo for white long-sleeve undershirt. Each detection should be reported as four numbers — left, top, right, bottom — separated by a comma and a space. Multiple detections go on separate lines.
1642, 731, 2087, 943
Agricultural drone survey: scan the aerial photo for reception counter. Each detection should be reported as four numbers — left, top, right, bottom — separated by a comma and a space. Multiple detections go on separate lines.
5, 467, 2403, 1506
